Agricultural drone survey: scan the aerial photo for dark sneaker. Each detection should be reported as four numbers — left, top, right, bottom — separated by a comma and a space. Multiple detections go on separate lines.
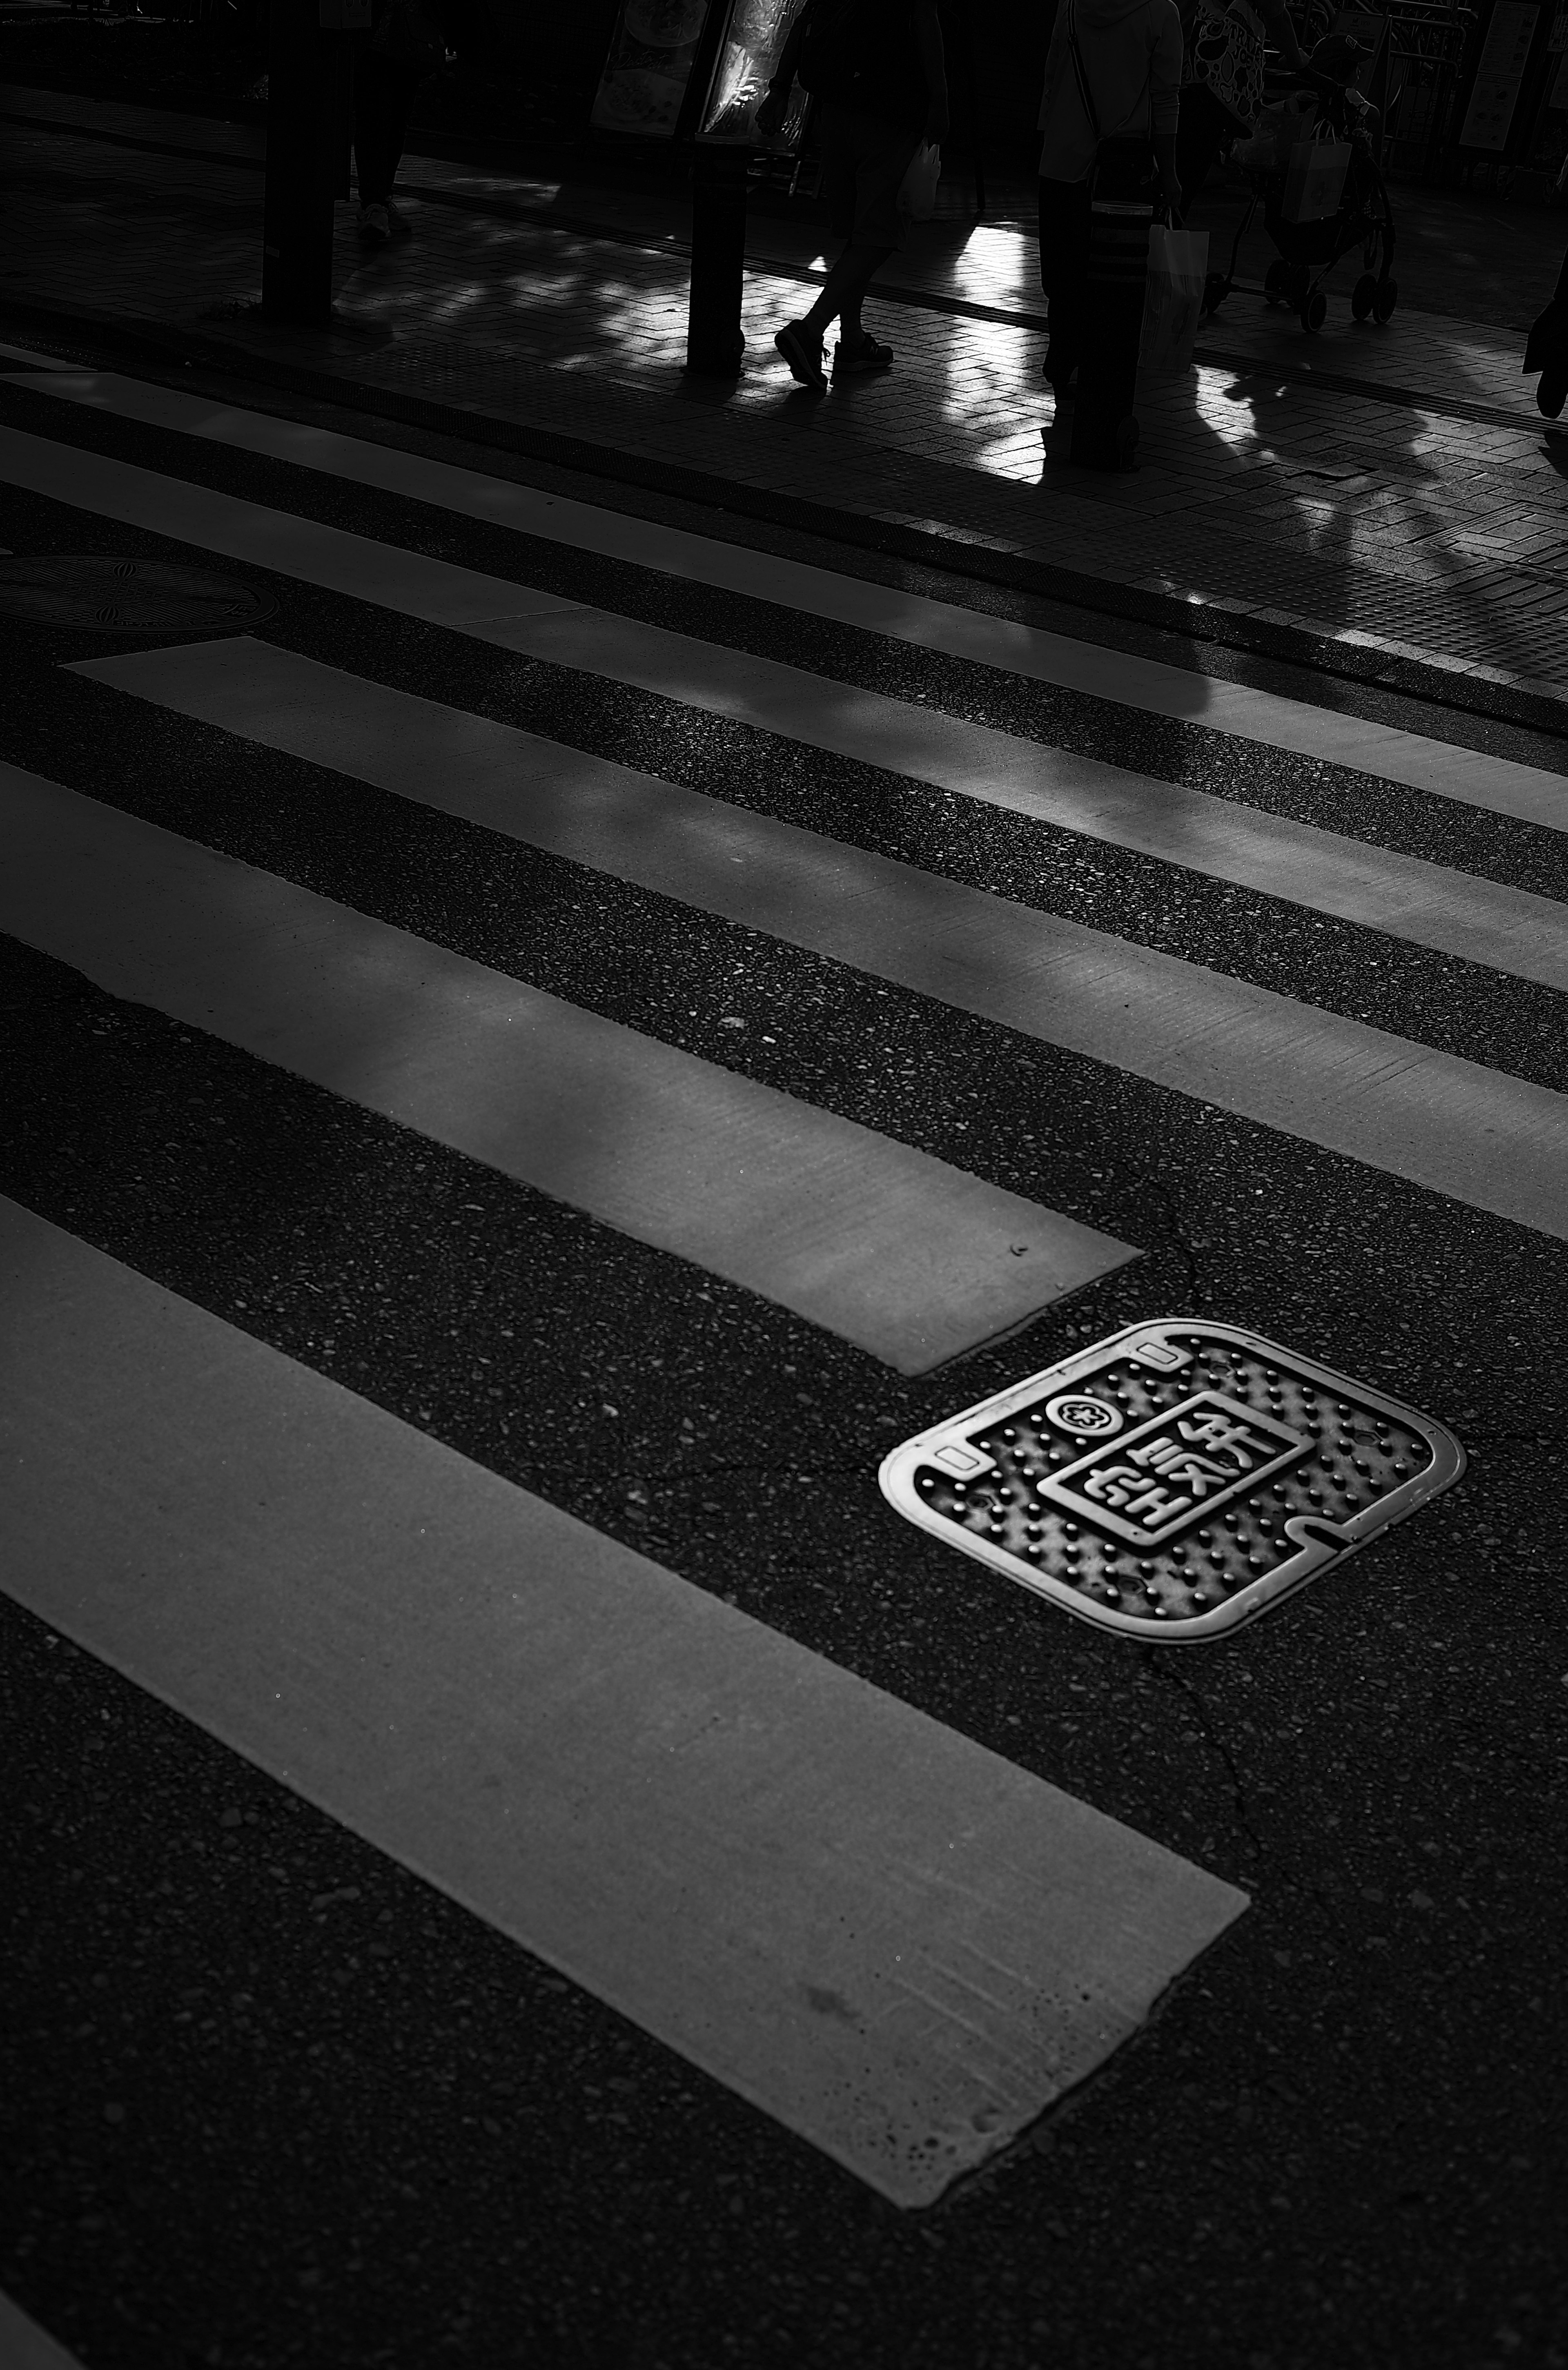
775, 321, 827, 390
833, 334, 894, 379
358, 202, 391, 244
383, 197, 414, 238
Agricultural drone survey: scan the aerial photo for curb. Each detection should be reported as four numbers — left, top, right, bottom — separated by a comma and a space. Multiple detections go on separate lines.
5, 294, 1567, 746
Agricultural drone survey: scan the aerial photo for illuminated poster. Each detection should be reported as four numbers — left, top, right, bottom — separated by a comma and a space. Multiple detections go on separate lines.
1459, 0, 1540, 149
698, 0, 814, 147
591, 0, 714, 138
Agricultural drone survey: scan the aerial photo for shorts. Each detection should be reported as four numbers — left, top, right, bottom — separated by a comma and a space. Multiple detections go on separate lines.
820, 104, 922, 250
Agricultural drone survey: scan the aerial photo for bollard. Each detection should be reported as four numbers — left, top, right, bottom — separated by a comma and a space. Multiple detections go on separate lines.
1071, 198, 1152, 472
686, 145, 750, 377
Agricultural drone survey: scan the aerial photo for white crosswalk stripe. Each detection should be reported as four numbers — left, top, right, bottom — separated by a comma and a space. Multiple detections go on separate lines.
488, 605, 1568, 982
0, 2286, 88, 2370
0, 761, 1132, 1372
68, 632, 1568, 1243
2, 1195, 1244, 2209
12, 366, 1568, 823
2, 380, 1564, 2206
8, 405, 1568, 855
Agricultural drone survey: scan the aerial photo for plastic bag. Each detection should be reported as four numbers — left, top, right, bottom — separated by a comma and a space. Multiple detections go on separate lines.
1281, 128, 1351, 223
1140, 223, 1210, 374
1231, 98, 1314, 180
898, 141, 941, 221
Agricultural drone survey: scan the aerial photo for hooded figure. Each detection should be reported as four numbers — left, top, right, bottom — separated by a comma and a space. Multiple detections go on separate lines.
1036, 0, 1183, 406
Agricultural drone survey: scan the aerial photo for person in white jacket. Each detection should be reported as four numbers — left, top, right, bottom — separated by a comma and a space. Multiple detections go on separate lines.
1037, 0, 1183, 408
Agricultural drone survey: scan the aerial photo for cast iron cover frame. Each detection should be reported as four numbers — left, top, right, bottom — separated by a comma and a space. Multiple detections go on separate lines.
879, 1319, 1466, 1642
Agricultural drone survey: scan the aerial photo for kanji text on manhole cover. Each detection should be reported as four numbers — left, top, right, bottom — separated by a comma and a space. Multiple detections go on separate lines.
880, 1321, 1464, 1641
0, 556, 276, 632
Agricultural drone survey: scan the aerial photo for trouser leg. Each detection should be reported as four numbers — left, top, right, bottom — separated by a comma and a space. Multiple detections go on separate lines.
1071, 189, 1152, 468
354, 54, 416, 204
1038, 174, 1092, 388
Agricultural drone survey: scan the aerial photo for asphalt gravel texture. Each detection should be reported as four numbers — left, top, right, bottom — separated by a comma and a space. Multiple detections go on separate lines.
2, 368, 1566, 2370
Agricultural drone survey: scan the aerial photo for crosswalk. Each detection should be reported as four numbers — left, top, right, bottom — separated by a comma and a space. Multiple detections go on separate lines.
11, 350, 1566, 820
2, 356, 1566, 2229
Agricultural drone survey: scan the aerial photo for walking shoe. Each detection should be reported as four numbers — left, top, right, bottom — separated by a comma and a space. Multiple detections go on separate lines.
358, 202, 391, 243
833, 334, 893, 379
775, 321, 826, 390
383, 197, 414, 238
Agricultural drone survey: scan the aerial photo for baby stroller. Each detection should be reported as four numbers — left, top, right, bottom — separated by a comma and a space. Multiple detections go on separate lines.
1200, 33, 1397, 335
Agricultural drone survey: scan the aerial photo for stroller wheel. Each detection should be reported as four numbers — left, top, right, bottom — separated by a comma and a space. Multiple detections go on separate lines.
1287, 264, 1313, 310
1265, 259, 1290, 306
1300, 287, 1327, 334
1539, 365, 1568, 421
1115, 415, 1142, 471
1373, 277, 1399, 324
1202, 270, 1228, 319
1352, 271, 1378, 322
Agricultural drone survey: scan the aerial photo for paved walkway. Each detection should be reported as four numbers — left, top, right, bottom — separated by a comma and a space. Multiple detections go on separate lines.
4, 80, 1567, 702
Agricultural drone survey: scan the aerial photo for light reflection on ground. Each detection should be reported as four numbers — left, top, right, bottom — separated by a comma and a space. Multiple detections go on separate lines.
318, 186, 1566, 680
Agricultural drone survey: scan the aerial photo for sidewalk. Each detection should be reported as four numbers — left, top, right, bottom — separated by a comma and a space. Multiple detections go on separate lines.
4, 80, 1567, 710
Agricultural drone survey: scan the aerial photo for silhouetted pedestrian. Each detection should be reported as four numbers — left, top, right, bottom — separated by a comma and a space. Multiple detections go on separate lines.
355, 0, 445, 243
758, 0, 949, 390
1036, 0, 1182, 411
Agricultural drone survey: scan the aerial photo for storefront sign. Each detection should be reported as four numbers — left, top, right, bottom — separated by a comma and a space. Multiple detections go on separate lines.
698, 0, 813, 147
592, 0, 714, 138
1460, 0, 1540, 149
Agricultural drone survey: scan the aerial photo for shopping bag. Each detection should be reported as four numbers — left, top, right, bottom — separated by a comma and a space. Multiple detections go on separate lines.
1281, 127, 1351, 223
1140, 223, 1209, 374
1231, 97, 1314, 180
898, 141, 941, 221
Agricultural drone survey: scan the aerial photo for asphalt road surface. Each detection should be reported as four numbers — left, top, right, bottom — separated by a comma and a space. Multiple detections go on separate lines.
2, 334, 1566, 2370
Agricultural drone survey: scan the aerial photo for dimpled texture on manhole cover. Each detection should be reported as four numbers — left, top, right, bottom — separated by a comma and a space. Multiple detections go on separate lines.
880, 1321, 1465, 1642
0, 555, 276, 631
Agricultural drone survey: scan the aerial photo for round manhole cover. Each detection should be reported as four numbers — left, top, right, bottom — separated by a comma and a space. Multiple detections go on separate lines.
0, 555, 276, 631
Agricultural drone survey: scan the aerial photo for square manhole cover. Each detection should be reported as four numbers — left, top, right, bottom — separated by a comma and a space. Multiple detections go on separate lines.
880, 1321, 1464, 1641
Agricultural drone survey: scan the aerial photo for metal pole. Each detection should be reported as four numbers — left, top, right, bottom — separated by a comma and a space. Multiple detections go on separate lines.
686, 144, 751, 376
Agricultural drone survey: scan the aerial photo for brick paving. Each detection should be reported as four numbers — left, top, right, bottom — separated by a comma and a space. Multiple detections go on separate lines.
4, 80, 1566, 696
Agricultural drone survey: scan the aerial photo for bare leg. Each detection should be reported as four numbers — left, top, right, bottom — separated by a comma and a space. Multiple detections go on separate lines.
801, 241, 894, 341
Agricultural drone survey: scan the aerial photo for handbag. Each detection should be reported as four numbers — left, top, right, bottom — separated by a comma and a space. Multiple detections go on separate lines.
1140, 221, 1209, 372
370, 0, 444, 72
1183, 0, 1266, 136
898, 139, 941, 219
1280, 123, 1352, 223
